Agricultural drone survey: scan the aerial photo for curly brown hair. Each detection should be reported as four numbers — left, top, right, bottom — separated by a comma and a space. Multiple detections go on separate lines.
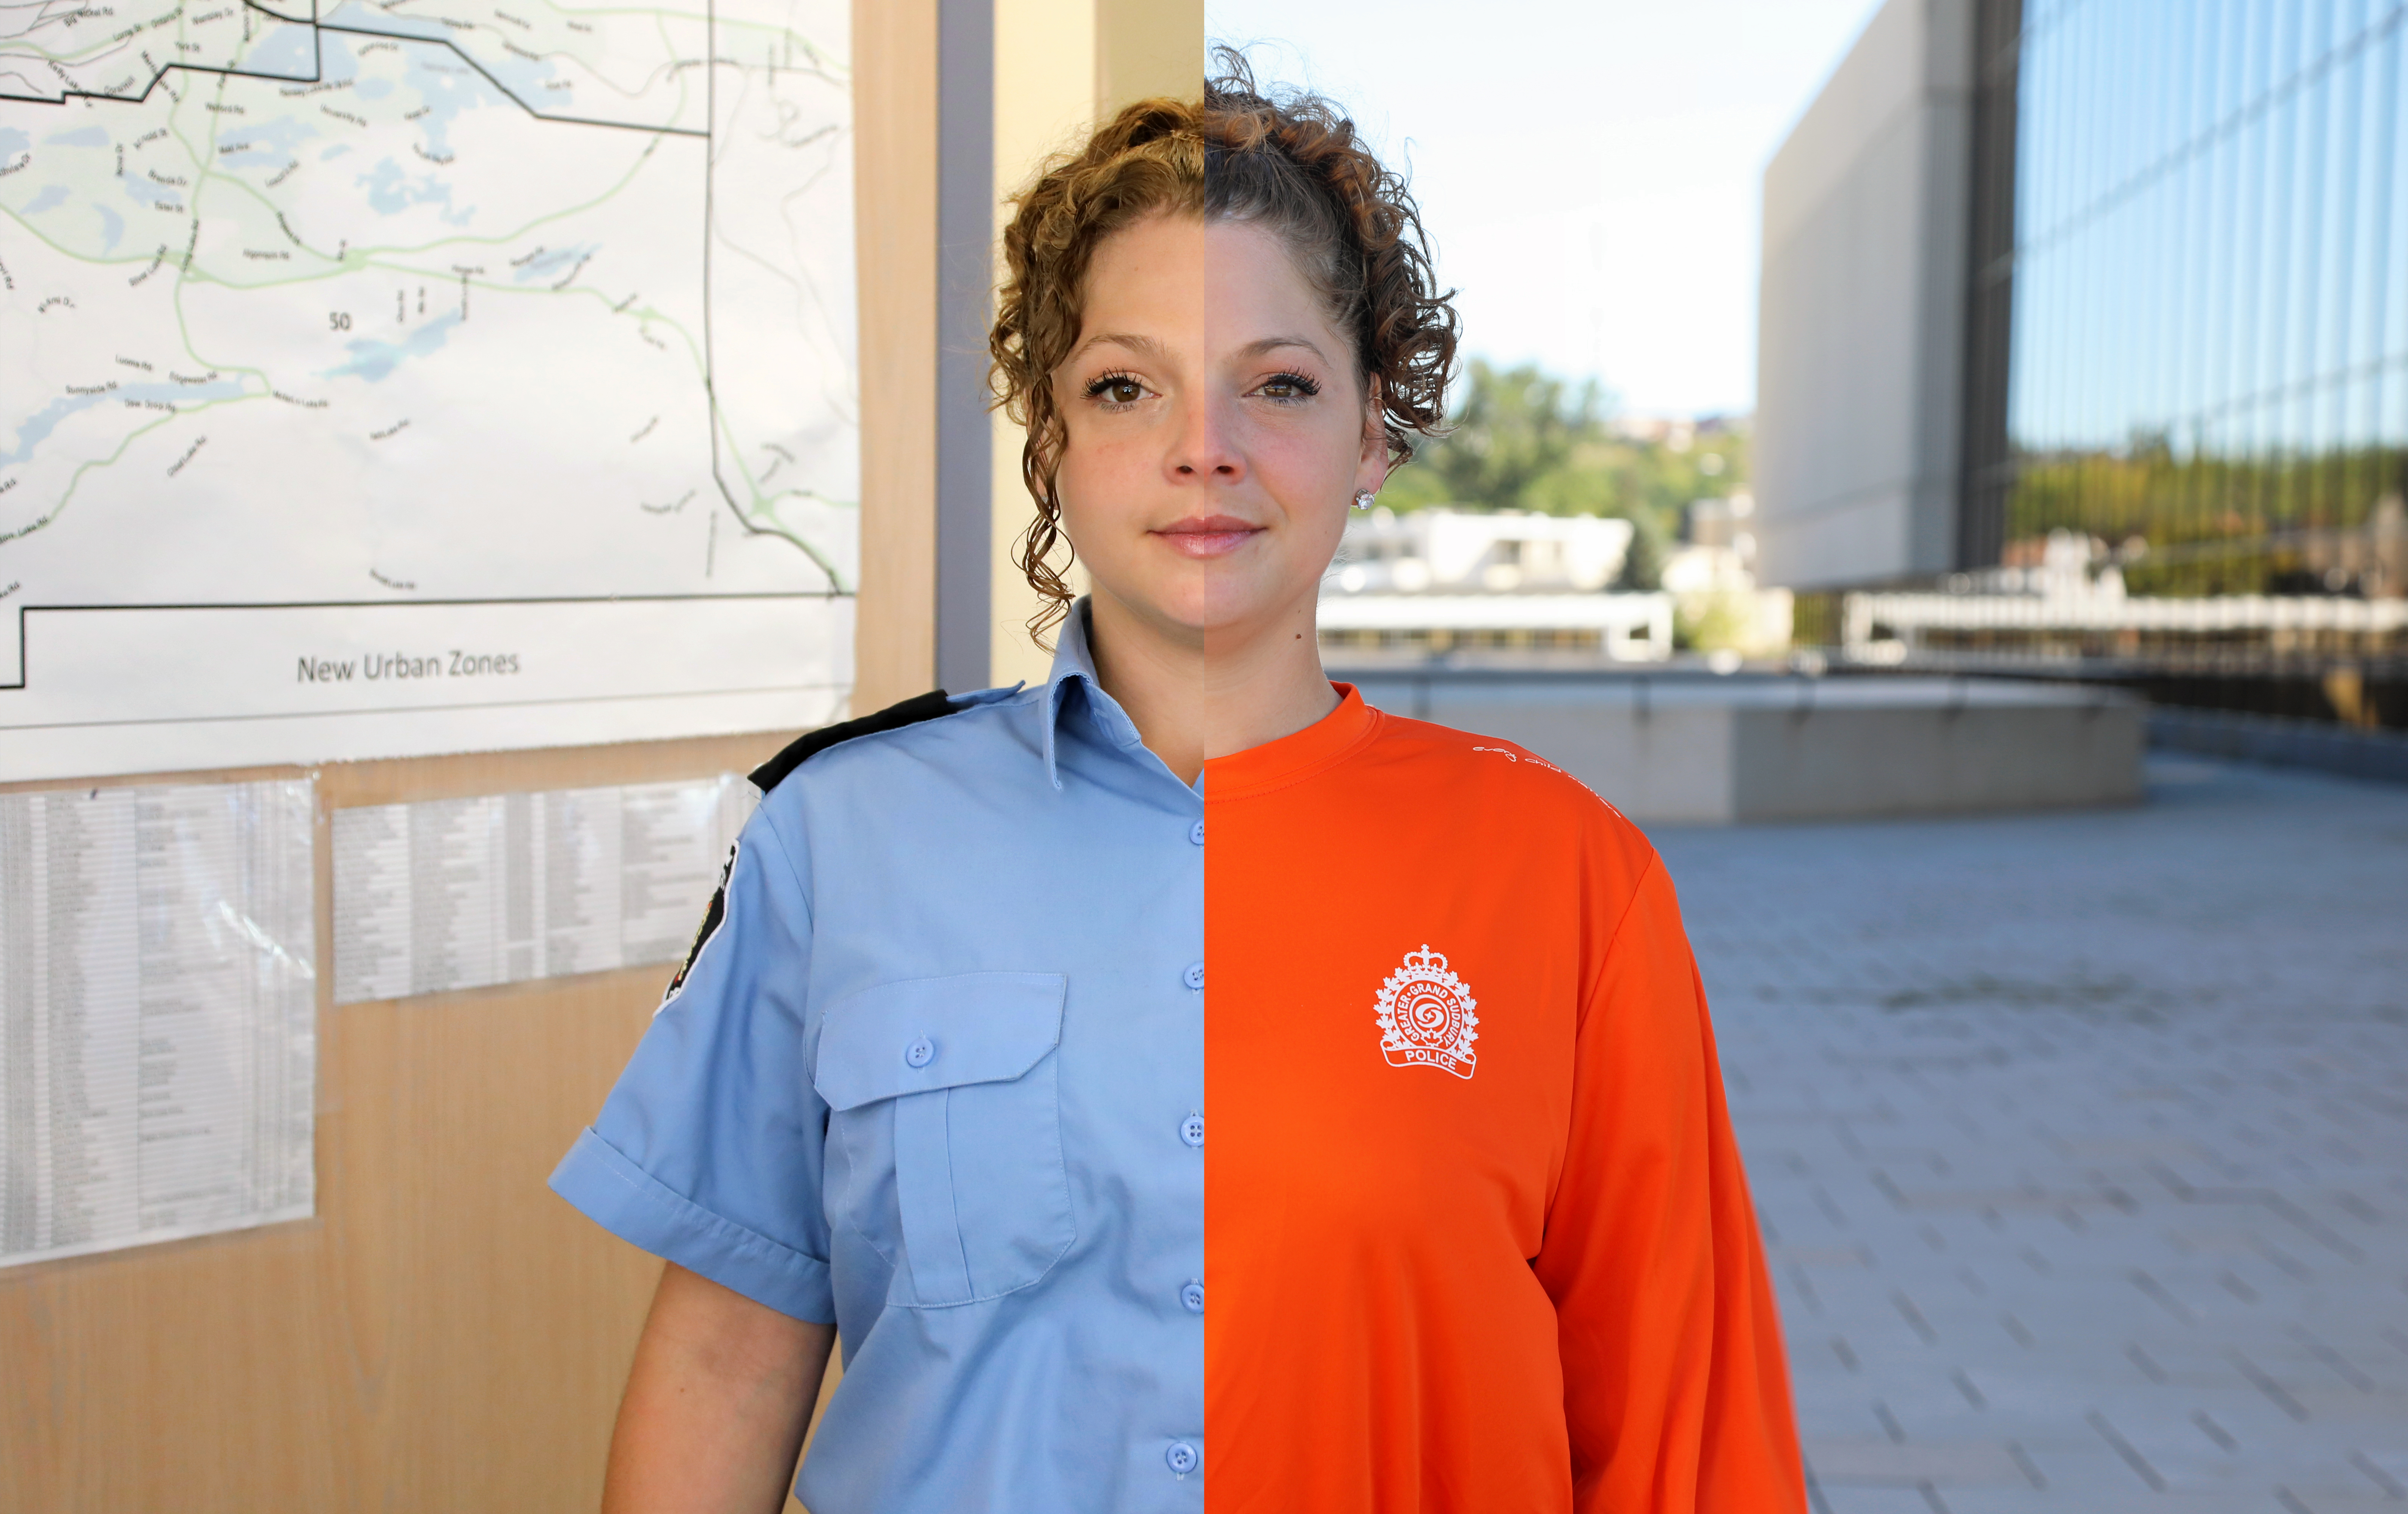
988, 49, 1461, 644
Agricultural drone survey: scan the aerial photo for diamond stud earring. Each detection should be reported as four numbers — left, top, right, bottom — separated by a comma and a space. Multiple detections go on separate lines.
1351, 490, 1377, 511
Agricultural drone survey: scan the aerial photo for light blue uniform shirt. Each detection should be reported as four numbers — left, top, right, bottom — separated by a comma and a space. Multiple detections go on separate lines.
550, 602, 1207, 1512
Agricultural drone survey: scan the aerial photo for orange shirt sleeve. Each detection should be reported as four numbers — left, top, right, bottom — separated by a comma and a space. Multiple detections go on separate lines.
1531, 853, 1806, 1513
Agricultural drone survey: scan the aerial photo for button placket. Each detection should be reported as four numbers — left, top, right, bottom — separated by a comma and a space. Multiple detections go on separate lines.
1170, 814, 1207, 1485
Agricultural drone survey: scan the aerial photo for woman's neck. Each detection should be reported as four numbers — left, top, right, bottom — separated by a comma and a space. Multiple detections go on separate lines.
1083, 587, 1338, 788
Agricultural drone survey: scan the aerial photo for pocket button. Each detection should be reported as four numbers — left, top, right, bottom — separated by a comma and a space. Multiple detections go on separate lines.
903, 1036, 935, 1068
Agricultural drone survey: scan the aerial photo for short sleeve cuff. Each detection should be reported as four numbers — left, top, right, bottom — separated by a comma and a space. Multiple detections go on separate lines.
550, 1127, 836, 1324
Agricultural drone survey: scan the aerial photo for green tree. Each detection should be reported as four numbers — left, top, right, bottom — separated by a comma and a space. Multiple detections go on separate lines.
1379, 361, 1749, 571
1615, 516, 1667, 591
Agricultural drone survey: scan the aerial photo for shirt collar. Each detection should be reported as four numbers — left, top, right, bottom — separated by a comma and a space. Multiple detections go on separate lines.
1040, 598, 1147, 790
1036, 600, 1375, 796
1202, 683, 1382, 800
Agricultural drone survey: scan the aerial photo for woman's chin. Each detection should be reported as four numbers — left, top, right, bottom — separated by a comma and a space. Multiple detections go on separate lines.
1097, 572, 1318, 646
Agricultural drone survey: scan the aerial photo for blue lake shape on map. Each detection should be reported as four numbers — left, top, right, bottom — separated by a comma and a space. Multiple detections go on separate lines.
403, 51, 501, 159
358, 157, 467, 222
243, 25, 319, 78
119, 174, 182, 209
0, 129, 28, 158
218, 116, 320, 168
319, 3, 451, 47
224, 118, 322, 152
22, 185, 67, 214
482, 52, 562, 108
513, 243, 597, 283
308, 29, 562, 166
45, 127, 109, 147
323, 312, 462, 382
3, 381, 247, 469
320, 35, 366, 80
94, 202, 124, 252
314, 5, 561, 114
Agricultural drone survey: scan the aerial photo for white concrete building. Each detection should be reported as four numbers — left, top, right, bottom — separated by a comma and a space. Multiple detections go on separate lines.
1755, 0, 1974, 590
1329, 508, 1634, 595
1317, 592, 1674, 663
1318, 508, 1668, 661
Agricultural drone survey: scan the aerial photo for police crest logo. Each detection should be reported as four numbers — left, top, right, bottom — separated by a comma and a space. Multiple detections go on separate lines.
1374, 945, 1479, 1079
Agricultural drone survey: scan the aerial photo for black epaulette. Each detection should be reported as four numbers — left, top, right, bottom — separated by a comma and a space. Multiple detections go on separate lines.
749, 689, 956, 792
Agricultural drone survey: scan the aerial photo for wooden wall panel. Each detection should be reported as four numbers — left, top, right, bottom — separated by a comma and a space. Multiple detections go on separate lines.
854, 0, 942, 714
0, 733, 779, 1512
0, 0, 928, 1505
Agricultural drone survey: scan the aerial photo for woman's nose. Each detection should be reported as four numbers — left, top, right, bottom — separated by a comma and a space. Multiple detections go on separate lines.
1166, 394, 1244, 481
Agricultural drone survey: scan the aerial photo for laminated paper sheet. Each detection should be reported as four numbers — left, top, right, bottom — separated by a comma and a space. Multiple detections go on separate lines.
331, 775, 755, 1005
0, 780, 317, 1270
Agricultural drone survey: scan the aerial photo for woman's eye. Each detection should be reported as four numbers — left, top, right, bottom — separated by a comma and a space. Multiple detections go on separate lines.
1258, 372, 1322, 402
1086, 374, 1146, 407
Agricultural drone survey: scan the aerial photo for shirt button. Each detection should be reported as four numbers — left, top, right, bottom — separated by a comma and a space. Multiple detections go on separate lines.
903, 1037, 935, 1068
1180, 1114, 1205, 1148
1183, 962, 1204, 991
1166, 1441, 1200, 1476
1188, 819, 1205, 845
1180, 1280, 1205, 1314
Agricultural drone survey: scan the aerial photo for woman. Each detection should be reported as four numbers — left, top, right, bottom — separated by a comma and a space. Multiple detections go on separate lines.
553, 59, 1803, 1514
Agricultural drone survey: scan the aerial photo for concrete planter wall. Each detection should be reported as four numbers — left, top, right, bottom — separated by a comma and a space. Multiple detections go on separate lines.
1340, 669, 2143, 825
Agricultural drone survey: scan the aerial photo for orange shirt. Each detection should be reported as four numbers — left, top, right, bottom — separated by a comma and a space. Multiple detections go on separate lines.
1204, 686, 1803, 1513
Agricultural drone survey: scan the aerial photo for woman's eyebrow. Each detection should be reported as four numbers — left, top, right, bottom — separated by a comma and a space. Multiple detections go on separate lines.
1065, 332, 1330, 364
1236, 335, 1329, 362
1069, 331, 1168, 362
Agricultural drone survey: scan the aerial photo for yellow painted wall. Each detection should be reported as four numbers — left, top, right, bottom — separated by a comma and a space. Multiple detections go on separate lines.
988, 0, 1205, 687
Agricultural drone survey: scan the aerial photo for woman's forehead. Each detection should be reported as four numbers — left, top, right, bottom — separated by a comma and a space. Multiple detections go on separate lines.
1074, 217, 1341, 355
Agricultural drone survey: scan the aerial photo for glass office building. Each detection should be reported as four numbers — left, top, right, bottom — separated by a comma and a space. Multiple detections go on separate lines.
1948, 0, 2407, 724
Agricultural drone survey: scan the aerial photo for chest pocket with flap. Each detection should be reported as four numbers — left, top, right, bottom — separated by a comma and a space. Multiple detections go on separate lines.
815, 972, 1073, 1307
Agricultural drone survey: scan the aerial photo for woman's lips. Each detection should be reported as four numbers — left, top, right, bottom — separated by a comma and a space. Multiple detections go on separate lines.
1154, 515, 1263, 558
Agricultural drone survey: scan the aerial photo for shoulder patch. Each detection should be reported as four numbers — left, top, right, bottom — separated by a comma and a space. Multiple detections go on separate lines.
661, 838, 738, 1008
749, 688, 956, 792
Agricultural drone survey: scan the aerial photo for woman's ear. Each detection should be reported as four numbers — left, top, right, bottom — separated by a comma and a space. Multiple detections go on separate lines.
1357, 375, 1390, 492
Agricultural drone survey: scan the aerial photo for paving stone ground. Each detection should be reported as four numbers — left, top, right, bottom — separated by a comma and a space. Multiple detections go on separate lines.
1653, 756, 2408, 1514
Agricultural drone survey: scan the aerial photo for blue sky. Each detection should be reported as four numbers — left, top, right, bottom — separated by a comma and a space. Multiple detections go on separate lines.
1204, 0, 1884, 419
